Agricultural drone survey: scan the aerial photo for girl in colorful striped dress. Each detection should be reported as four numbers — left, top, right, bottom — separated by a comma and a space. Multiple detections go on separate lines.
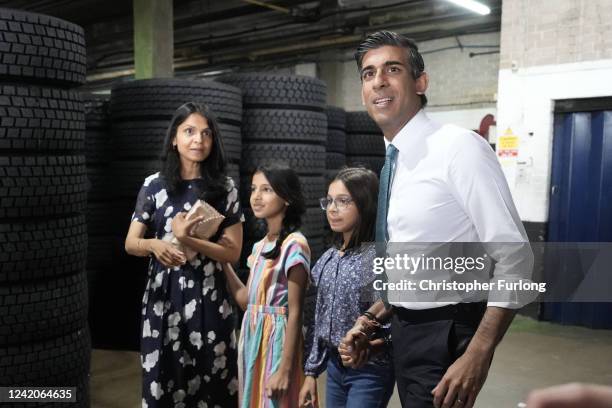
222, 163, 310, 408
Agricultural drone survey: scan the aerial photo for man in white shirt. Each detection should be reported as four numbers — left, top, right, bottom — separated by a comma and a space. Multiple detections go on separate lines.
338, 31, 533, 408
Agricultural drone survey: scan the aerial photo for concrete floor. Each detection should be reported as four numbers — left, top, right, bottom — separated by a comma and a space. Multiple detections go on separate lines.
91, 316, 612, 407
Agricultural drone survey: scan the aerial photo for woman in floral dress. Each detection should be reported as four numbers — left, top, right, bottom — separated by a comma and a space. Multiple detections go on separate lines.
125, 102, 244, 408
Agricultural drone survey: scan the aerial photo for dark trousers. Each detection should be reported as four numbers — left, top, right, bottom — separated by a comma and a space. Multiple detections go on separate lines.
391, 303, 486, 408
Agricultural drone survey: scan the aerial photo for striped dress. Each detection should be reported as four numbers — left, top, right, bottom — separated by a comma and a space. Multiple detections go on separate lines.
238, 232, 311, 408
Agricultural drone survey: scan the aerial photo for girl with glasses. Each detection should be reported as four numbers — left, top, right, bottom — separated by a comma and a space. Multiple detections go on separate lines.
222, 163, 310, 408
299, 167, 395, 408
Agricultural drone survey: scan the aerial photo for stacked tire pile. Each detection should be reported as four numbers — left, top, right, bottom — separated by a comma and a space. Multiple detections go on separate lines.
345, 111, 385, 174
324, 106, 347, 181
81, 93, 120, 349
0, 8, 90, 406
85, 79, 243, 350
217, 74, 327, 264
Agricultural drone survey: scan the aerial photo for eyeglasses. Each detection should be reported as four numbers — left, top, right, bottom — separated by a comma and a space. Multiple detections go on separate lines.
319, 196, 353, 211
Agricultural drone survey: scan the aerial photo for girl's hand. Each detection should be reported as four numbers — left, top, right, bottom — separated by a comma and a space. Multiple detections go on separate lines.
171, 212, 204, 240
298, 376, 318, 408
266, 368, 290, 400
150, 239, 186, 267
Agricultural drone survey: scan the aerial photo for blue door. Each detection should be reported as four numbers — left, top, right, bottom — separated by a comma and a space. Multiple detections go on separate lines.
542, 104, 612, 329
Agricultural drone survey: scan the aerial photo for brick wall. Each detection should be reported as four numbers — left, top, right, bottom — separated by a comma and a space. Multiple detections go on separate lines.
337, 32, 500, 131
500, 0, 612, 69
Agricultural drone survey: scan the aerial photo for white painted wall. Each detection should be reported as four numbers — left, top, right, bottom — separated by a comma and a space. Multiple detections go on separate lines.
496, 59, 612, 222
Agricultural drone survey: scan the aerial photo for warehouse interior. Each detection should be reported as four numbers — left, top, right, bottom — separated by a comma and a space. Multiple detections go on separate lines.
0, 0, 611, 407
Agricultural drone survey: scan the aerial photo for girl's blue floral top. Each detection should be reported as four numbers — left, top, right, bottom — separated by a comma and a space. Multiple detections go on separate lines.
303, 243, 392, 377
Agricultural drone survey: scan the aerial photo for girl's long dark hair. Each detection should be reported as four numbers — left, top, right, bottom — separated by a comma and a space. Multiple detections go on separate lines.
160, 102, 227, 205
255, 163, 306, 260
330, 167, 379, 251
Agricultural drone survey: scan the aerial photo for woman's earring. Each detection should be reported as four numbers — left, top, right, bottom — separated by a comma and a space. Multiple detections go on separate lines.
285, 202, 290, 206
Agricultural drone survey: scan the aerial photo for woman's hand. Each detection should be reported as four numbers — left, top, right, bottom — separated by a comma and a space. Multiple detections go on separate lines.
298, 375, 318, 407
265, 368, 290, 401
171, 212, 204, 241
150, 239, 186, 268
338, 327, 370, 368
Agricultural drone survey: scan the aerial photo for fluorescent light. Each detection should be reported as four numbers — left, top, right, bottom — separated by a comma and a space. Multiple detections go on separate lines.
445, 0, 491, 15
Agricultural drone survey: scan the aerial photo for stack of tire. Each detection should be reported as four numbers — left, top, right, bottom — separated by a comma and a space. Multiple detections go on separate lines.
0, 8, 90, 407
81, 93, 122, 349
345, 111, 385, 174
217, 74, 327, 265
90, 79, 242, 350
325, 106, 347, 181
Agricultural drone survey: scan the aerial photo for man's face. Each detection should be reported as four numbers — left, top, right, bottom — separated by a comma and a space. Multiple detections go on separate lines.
360, 45, 428, 138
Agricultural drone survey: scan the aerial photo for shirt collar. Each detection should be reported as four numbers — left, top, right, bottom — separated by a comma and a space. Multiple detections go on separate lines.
383, 109, 439, 152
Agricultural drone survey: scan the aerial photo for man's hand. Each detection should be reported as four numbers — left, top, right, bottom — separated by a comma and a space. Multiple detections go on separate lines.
298, 375, 318, 407
431, 349, 492, 408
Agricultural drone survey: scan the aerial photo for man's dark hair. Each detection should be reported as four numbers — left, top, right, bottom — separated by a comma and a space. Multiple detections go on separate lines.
355, 30, 427, 107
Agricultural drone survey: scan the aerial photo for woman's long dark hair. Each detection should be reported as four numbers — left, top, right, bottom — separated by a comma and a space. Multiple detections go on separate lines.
255, 163, 306, 260
160, 102, 227, 204
330, 167, 379, 251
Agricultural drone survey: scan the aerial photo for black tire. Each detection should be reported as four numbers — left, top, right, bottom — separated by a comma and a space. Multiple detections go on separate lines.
327, 129, 346, 154
241, 143, 325, 175
0, 155, 87, 218
86, 201, 113, 236
0, 215, 87, 283
83, 93, 109, 129
346, 133, 385, 156
86, 165, 112, 202
0, 272, 88, 346
242, 109, 327, 144
326, 106, 346, 131
326, 152, 346, 170
85, 130, 110, 165
0, 8, 86, 86
0, 327, 91, 386
110, 79, 242, 123
219, 123, 241, 163
346, 111, 381, 134
112, 120, 169, 159
87, 235, 124, 269
346, 155, 385, 174
0, 84, 85, 151
302, 207, 325, 239
217, 74, 326, 110
112, 160, 160, 199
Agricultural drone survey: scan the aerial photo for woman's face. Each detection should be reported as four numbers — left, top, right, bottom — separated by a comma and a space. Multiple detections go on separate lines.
250, 171, 287, 220
172, 113, 213, 165
326, 180, 359, 234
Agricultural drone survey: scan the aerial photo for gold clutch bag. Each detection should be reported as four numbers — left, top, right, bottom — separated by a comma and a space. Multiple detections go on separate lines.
171, 200, 225, 261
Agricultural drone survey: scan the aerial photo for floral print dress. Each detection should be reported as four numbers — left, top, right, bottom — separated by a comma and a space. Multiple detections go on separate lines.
132, 173, 244, 408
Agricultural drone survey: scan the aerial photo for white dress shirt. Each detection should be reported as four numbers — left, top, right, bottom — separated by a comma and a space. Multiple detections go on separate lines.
384, 110, 533, 310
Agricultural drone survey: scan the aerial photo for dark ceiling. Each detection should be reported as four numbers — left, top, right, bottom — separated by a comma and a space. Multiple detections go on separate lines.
0, 0, 501, 88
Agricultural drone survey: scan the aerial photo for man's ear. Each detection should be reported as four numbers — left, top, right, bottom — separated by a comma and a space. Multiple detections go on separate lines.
415, 71, 429, 95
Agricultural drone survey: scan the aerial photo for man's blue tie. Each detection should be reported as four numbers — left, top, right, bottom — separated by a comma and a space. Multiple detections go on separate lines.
375, 144, 399, 243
